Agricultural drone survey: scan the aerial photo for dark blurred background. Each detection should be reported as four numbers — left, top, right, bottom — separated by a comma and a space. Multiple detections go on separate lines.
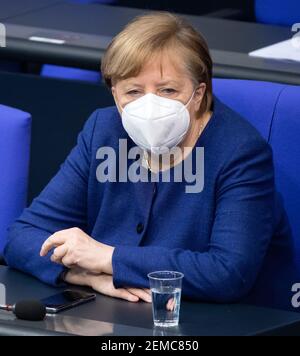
117, 0, 255, 20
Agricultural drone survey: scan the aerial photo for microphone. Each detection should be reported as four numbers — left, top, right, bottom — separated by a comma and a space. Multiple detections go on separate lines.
0, 300, 46, 321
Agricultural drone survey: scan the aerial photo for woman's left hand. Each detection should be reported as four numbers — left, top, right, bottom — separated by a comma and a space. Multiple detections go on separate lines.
65, 268, 152, 303
40, 227, 114, 274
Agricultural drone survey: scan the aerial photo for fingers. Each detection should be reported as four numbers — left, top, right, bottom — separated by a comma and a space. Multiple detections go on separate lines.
50, 244, 68, 264
40, 233, 67, 257
113, 289, 140, 303
127, 288, 152, 303
61, 254, 77, 269
91, 275, 139, 303
143, 289, 152, 295
65, 269, 150, 305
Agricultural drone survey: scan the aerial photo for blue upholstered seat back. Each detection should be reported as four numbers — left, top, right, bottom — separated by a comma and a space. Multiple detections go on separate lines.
214, 79, 300, 309
0, 105, 31, 253
255, 0, 300, 27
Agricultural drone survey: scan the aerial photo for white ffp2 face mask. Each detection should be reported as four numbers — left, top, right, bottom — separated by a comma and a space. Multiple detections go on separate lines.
121, 92, 195, 155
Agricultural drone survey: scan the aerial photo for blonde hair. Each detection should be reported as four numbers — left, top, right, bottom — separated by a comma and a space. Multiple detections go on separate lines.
101, 12, 213, 116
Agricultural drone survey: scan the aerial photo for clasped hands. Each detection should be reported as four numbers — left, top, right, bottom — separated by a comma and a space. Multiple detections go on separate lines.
39, 228, 151, 303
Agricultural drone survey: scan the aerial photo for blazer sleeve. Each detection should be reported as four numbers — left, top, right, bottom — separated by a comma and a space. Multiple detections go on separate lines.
112, 137, 276, 303
3, 110, 99, 286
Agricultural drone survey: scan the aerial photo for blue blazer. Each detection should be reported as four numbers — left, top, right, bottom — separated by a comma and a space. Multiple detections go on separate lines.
4, 97, 292, 307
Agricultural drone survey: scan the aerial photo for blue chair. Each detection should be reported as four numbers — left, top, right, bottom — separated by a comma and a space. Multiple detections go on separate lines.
0, 105, 31, 254
213, 78, 300, 310
255, 0, 300, 27
41, 65, 101, 83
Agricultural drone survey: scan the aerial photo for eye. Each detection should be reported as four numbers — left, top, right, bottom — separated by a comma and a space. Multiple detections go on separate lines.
160, 88, 177, 95
126, 90, 142, 96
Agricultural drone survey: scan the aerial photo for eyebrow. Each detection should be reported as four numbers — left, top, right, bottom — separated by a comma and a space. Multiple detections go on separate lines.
123, 83, 143, 89
123, 80, 180, 89
156, 80, 180, 86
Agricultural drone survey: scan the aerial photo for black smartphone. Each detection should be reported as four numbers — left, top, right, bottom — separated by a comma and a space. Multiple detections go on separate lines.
40, 290, 96, 314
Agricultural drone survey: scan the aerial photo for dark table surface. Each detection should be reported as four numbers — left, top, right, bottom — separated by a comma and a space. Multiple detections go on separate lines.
1, 266, 300, 336
0, 1, 299, 84
0, 0, 62, 21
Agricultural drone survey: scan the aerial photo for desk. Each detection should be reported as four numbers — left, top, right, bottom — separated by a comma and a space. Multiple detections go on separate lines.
1, 266, 300, 336
0, 0, 62, 21
0, 2, 299, 85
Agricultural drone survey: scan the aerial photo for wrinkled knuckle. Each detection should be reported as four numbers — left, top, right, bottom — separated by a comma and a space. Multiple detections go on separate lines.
72, 250, 80, 261
67, 249, 75, 259
62, 258, 71, 267
67, 239, 75, 248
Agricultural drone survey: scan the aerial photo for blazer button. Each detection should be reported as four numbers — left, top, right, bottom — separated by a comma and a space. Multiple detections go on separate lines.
136, 223, 144, 234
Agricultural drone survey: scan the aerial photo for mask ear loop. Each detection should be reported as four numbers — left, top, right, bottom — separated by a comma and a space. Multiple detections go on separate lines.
118, 101, 125, 114
182, 90, 196, 111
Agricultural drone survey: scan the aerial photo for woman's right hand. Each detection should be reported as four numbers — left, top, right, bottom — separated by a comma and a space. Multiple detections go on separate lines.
65, 268, 152, 303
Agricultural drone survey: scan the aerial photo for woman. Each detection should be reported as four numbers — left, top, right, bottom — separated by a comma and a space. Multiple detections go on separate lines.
4, 13, 291, 306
